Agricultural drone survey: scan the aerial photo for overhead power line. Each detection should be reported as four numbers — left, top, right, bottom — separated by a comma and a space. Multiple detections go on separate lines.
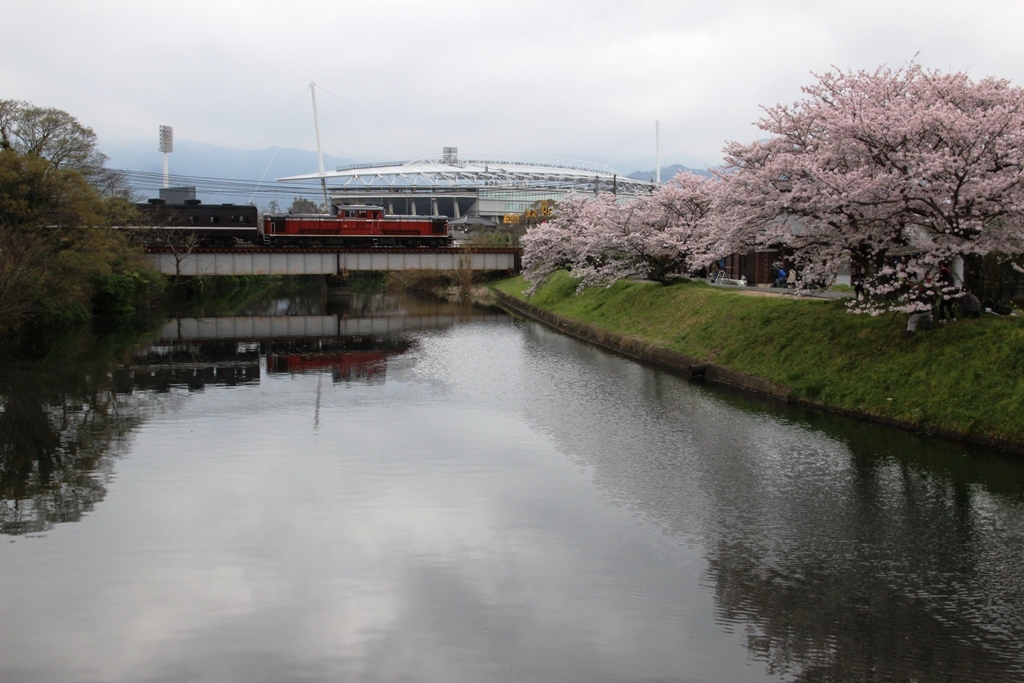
118, 169, 326, 202
314, 83, 432, 153
228, 86, 312, 181
657, 122, 698, 170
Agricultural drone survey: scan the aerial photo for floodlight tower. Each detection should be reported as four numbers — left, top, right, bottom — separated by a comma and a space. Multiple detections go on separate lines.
159, 125, 174, 188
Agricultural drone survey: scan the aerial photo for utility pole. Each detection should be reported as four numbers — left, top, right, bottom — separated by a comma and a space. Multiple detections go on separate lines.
310, 81, 329, 211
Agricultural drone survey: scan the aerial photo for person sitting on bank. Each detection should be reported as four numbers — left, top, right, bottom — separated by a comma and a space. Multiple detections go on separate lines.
786, 268, 797, 288
775, 267, 787, 288
959, 291, 982, 319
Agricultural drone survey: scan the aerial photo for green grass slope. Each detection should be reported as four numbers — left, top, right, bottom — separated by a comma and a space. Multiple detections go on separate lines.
494, 273, 1024, 444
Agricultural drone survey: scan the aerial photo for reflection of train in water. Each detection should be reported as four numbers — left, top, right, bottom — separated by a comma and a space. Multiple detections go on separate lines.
267, 350, 390, 383
125, 330, 415, 391
135, 199, 451, 247
264, 335, 412, 385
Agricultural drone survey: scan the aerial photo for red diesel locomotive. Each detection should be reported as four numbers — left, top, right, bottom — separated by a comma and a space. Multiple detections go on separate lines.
263, 205, 450, 247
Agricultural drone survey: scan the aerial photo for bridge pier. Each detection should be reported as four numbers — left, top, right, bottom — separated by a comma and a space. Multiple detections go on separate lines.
325, 272, 350, 291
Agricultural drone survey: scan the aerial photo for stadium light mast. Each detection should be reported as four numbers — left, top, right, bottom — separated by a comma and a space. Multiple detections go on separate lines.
310, 82, 329, 210
655, 120, 661, 185
159, 125, 173, 188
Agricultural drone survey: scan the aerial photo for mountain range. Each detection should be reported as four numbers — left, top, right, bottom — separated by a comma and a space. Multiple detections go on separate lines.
626, 164, 714, 182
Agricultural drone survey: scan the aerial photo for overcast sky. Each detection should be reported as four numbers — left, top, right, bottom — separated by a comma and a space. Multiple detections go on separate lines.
4, 0, 1024, 174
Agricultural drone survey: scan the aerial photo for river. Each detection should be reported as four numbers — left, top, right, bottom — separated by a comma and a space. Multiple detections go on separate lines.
1, 289, 1022, 682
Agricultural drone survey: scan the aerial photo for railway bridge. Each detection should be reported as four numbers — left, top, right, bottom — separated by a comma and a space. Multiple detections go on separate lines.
145, 246, 521, 277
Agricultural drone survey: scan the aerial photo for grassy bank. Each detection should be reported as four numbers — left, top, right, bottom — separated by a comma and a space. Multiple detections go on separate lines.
494, 272, 1024, 445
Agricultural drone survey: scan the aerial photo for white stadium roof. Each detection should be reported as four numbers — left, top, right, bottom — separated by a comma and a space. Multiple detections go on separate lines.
279, 154, 653, 193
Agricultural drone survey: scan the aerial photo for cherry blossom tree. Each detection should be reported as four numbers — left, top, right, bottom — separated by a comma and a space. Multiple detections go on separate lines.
521, 194, 589, 294
718, 64, 1024, 311
565, 192, 642, 290
522, 173, 721, 294
650, 172, 722, 276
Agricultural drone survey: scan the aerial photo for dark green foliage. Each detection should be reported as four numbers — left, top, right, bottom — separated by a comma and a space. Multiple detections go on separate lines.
468, 231, 518, 247
92, 270, 165, 322
348, 272, 388, 294
0, 148, 161, 333
0, 148, 105, 229
386, 270, 457, 294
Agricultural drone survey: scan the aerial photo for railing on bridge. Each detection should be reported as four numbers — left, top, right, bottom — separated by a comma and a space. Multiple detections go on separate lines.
145, 247, 521, 277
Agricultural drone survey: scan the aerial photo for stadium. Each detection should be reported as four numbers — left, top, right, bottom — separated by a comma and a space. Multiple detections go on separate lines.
279, 147, 654, 227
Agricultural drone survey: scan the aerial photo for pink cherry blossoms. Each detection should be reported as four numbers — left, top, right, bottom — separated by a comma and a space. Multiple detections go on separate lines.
720, 63, 1024, 311
522, 172, 721, 294
522, 64, 1024, 312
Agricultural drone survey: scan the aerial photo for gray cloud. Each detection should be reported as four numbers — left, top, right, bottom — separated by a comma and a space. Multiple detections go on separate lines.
3, 0, 1024, 173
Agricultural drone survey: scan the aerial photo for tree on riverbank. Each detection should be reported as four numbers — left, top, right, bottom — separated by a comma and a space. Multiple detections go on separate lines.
0, 99, 125, 195
719, 63, 1024, 311
0, 102, 162, 332
523, 63, 1024, 311
522, 173, 721, 293
287, 197, 321, 214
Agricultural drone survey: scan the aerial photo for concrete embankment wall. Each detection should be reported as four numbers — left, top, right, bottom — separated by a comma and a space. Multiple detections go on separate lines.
492, 290, 791, 399
492, 290, 1023, 454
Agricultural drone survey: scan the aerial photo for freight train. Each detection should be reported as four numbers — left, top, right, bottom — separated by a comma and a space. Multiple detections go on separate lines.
135, 199, 451, 247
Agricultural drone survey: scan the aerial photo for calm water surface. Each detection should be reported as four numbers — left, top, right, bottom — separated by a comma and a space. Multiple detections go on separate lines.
1, 291, 1022, 682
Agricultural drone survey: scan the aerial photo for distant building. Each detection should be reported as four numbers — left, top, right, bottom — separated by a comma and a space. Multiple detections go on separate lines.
159, 186, 196, 204
279, 149, 652, 223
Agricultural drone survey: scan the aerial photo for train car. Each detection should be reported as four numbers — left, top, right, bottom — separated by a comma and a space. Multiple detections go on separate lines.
262, 205, 450, 247
134, 199, 259, 245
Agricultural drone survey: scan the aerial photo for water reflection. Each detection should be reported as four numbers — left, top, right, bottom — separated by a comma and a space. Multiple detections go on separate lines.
0, 292, 506, 536
123, 342, 261, 392
699, 416, 1024, 681
0, 332, 150, 535
500, 325, 1024, 681
0, 294, 1022, 682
